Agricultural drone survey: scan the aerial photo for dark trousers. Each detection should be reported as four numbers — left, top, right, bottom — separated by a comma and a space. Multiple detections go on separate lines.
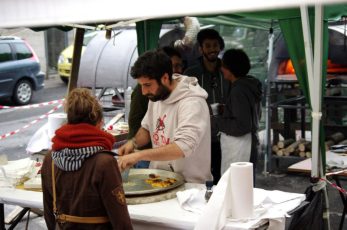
250, 132, 259, 185
250, 133, 259, 171
211, 141, 221, 185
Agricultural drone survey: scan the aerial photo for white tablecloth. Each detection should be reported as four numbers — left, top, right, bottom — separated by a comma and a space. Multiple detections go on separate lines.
0, 183, 305, 230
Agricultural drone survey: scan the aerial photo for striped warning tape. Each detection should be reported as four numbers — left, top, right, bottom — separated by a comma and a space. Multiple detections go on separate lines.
0, 103, 63, 140
320, 178, 347, 195
0, 99, 64, 110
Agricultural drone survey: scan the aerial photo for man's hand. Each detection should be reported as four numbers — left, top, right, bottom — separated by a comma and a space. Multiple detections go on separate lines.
118, 140, 135, 156
118, 153, 140, 171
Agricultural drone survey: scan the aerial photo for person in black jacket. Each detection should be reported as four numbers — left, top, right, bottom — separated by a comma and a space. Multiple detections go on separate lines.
218, 49, 262, 175
184, 29, 230, 184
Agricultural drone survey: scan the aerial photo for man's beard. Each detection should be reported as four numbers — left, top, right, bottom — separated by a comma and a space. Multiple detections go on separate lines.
202, 51, 219, 62
145, 84, 171, 102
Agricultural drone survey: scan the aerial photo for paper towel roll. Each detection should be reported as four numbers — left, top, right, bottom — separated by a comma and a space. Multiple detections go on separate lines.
48, 113, 67, 138
228, 162, 253, 219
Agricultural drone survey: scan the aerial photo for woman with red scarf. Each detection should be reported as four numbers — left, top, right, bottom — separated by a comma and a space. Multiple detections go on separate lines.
41, 88, 132, 230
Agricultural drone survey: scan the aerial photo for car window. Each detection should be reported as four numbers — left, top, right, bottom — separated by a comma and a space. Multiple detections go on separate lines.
0, 43, 13, 62
14, 43, 33, 60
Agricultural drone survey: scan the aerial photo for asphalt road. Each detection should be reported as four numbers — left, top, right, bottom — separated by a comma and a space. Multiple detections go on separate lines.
0, 75, 66, 160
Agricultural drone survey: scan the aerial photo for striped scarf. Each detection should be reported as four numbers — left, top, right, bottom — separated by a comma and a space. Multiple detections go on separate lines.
51, 123, 115, 171
52, 146, 104, 171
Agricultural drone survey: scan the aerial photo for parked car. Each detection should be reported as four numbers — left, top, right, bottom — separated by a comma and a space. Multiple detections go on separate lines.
0, 36, 45, 105
57, 31, 98, 84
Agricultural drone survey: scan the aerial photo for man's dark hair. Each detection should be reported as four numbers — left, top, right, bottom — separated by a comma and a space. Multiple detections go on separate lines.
130, 49, 173, 82
222, 49, 250, 78
197, 28, 225, 50
161, 46, 182, 59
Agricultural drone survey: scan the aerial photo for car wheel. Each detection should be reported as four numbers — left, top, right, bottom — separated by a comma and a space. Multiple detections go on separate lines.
13, 79, 33, 105
60, 76, 69, 84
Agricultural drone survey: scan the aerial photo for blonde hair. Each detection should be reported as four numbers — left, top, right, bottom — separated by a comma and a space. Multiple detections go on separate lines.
64, 88, 103, 126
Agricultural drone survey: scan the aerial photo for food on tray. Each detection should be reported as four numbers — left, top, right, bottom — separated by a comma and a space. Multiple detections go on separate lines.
149, 173, 159, 179
145, 174, 177, 188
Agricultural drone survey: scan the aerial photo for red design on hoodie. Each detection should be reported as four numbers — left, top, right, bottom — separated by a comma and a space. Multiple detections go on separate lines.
153, 114, 170, 146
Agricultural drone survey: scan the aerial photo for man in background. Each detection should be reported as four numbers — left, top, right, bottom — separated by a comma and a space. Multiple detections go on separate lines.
184, 28, 230, 184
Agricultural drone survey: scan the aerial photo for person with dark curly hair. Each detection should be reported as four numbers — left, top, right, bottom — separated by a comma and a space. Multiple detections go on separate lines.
118, 49, 212, 184
127, 46, 184, 169
41, 88, 132, 230
218, 49, 262, 176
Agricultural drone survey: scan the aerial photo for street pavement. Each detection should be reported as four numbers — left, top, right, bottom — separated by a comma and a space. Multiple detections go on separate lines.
43, 74, 66, 89
2, 76, 347, 230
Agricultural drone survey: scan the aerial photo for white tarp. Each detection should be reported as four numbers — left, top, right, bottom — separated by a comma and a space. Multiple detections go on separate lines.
0, 0, 346, 29
0, 0, 345, 178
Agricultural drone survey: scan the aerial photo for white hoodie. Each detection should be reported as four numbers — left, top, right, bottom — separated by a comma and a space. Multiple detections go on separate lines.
141, 74, 212, 183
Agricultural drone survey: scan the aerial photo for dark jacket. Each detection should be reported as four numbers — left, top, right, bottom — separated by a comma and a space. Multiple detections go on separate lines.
41, 151, 133, 230
218, 75, 262, 137
184, 57, 230, 141
128, 84, 148, 139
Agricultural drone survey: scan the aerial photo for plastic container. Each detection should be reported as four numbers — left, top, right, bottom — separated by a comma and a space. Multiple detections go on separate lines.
124, 86, 133, 122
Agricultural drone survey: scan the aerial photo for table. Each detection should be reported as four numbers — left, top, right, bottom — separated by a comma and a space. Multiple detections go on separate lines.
26, 121, 128, 155
0, 183, 304, 230
288, 152, 347, 230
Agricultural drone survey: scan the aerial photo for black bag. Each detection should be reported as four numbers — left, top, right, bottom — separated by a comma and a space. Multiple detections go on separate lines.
287, 186, 324, 230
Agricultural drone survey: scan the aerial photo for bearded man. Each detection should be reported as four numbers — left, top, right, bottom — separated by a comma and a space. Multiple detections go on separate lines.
118, 49, 212, 184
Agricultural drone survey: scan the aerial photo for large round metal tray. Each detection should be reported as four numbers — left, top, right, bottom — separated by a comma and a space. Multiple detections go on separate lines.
122, 168, 185, 196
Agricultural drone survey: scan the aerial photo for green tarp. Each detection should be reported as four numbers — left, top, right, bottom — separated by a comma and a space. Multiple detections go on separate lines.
134, 4, 347, 176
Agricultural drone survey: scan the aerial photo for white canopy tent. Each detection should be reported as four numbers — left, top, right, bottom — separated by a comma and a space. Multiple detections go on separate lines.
2, 1, 347, 228
0, 0, 345, 178
0, 0, 345, 28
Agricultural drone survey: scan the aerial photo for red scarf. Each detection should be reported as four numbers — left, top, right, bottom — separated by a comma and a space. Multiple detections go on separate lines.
52, 123, 115, 151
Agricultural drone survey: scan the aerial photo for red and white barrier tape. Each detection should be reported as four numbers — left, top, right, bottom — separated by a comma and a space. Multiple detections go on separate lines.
320, 178, 347, 195
0, 103, 63, 140
0, 99, 64, 110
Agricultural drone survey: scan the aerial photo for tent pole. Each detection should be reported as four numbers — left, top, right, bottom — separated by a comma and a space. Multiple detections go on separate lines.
300, 5, 317, 176
321, 167, 331, 230
301, 5, 330, 229
312, 5, 324, 179
264, 25, 274, 175
314, 5, 330, 229
68, 28, 85, 93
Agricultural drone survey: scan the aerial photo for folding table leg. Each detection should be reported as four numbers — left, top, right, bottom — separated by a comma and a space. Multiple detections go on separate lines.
0, 203, 5, 230
339, 205, 347, 230
333, 176, 347, 230
7, 207, 30, 230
